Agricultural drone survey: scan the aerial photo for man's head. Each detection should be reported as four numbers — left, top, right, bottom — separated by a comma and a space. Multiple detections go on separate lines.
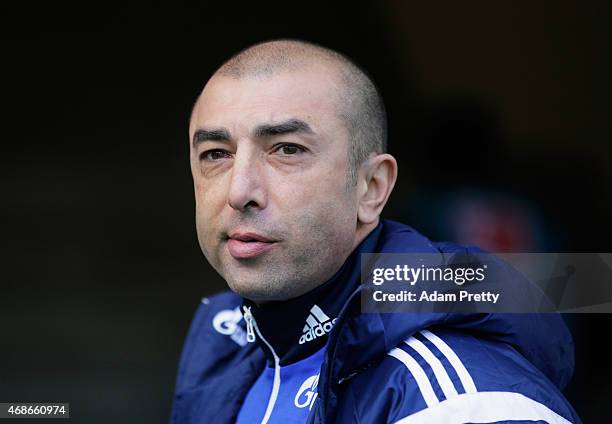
189, 39, 397, 303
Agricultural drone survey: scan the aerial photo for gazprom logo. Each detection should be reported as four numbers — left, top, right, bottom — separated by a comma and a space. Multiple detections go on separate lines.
299, 305, 337, 345
294, 374, 319, 410
212, 306, 247, 346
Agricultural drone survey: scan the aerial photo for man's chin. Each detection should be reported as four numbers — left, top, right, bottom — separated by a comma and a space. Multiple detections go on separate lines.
226, 279, 298, 304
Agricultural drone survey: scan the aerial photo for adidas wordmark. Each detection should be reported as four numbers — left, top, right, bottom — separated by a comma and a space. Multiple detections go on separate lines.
299, 305, 337, 345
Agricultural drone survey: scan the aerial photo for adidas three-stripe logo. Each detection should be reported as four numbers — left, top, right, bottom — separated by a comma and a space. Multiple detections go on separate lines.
388, 329, 477, 408
299, 305, 337, 345
388, 330, 573, 423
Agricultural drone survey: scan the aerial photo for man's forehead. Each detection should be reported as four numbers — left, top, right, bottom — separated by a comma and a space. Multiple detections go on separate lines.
191, 67, 344, 131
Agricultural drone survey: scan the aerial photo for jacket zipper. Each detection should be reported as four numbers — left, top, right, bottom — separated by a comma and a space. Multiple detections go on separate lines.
242, 306, 281, 424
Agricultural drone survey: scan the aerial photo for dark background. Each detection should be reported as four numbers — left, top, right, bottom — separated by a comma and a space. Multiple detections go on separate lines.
2, 1, 611, 422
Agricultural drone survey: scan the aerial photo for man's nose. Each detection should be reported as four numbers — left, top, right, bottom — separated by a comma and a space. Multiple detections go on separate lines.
227, 144, 267, 212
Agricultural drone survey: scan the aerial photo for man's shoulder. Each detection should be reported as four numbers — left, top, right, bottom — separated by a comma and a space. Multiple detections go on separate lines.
379, 219, 487, 256
335, 327, 579, 424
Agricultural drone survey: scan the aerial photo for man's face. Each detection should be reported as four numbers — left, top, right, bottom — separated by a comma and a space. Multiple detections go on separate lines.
189, 66, 361, 303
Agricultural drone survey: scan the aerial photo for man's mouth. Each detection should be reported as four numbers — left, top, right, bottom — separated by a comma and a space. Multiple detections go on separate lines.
226, 231, 277, 259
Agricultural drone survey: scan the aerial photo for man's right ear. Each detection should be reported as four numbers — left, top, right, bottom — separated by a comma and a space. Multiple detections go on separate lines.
357, 153, 398, 225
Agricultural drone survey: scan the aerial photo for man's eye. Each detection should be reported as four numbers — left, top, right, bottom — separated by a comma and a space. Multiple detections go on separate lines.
201, 149, 231, 161
274, 144, 304, 155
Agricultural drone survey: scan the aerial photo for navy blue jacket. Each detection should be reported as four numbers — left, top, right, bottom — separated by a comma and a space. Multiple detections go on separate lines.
170, 220, 581, 423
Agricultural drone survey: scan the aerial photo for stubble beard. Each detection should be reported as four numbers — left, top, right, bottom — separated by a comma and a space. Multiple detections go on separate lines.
218, 218, 355, 303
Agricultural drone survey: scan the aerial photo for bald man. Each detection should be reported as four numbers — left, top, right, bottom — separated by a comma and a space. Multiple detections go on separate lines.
170, 40, 581, 424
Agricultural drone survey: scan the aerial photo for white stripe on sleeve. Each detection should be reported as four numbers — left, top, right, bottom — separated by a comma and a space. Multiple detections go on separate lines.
405, 336, 459, 400
392, 391, 573, 424
388, 347, 439, 408
419, 329, 477, 394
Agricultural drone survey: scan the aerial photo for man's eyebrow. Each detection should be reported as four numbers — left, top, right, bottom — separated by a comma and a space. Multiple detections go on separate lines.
253, 119, 314, 138
192, 128, 231, 147
192, 119, 314, 148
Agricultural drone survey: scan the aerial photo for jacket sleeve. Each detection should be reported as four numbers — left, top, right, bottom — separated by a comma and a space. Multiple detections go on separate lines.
334, 328, 581, 424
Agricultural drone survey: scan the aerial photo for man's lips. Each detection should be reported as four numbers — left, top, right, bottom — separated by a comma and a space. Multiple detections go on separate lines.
226, 232, 277, 259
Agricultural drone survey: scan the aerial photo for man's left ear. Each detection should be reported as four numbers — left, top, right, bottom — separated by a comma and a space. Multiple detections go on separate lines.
357, 153, 398, 224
